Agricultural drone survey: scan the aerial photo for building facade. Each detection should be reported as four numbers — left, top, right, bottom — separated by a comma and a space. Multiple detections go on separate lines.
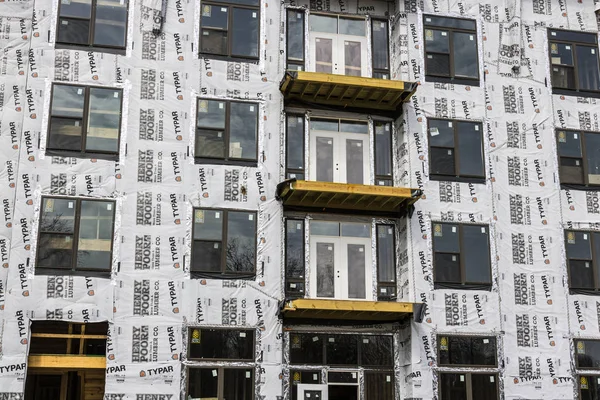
0, 0, 600, 398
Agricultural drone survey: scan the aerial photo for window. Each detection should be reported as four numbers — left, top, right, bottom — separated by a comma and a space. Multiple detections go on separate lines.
188, 367, 254, 400
439, 373, 498, 400
200, 0, 259, 60
195, 99, 258, 166
285, 116, 393, 185
428, 119, 485, 183
371, 19, 390, 79
188, 328, 254, 361
187, 328, 255, 400
575, 339, 600, 369
580, 375, 600, 400
437, 336, 497, 367
557, 130, 600, 187
25, 321, 108, 399
56, 0, 127, 52
37, 197, 115, 278
432, 223, 491, 289
285, 219, 396, 300
191, 208, 257, 279
287, 10, 305, 71
549, 29, 600, 96
423, 15, 479, 84
48, 84, 122, 159
565, 230, 600, 294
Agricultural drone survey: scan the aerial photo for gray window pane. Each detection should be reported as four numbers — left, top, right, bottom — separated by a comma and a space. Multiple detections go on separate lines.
585, 133, 600, 183
433, 223, 459, 252
223, 369, 253, 400
201, 5, 228, 29
361, 335, 393, 366
229, 102, 257, 160
77, 249, 111, 270
317, 242, 335, 297
194, 210, 223, 240
453, 32, 478, 78
210, 0, 258, 5
371, 21, 389, 70
550, 42, 574, 65
311, 221, 339, 236
311, 119, 338, 131
425, 16, 475, 30
226, 212, 256, 272
197, 100, 226, 129
463, 225, 491, 284
201, 29, 227, 54
192, 242, 221, 272
286, 220, 304, 279
377, 225, 395, 282
196, 129, 225, 158
78, 201, 114, 270
471, 374, 498, 399
439, 374, 467, 400
41, 198, 76, 233
426, 53, 450, 76
309, 15, 337, 33
339, 18, 365, 36
341, 223, 370, 238
340, 121, 368, 134
232, 8, 258, 58
347, 244, 366, 299
315, 37, 333, 73
429, 120, 454, 147
188, 368, 218, 398
57, 18, 90, 45
346, 139, 364, 184
37, 233, 73, 268
287, 11, 304, 61
48, 117, 83, 151
430, 147, 455, 175
344, 40, 362, 76
93, 0, 127, 47
577, 46, 600, 91
457, 122, 484, 177
569, 260, 594, 289
375, 123, 392, 177
566, 231, 592, 259
86, 88, 121, 153
557, 130, 582, 157
59, 0, 92, 18
316, 137, 334, 182
424, 29, 449, 53
435, 253, 461, 283
286, 116, 304, 170
552, 65, 575, 89
52, 85, 85, 118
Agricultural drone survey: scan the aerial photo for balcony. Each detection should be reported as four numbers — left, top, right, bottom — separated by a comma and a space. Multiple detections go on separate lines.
280, 71, 418, 118
276, 179, 422, 217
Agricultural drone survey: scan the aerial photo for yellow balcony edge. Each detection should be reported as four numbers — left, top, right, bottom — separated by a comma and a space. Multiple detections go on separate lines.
292, 71, 408, 91
290, 180, 418, 199
28, 355, 106, 369
283, 298, 414, 314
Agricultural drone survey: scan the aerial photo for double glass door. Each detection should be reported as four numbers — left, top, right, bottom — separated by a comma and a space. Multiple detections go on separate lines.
309, 14, 367, 76
309, 221, 372, 300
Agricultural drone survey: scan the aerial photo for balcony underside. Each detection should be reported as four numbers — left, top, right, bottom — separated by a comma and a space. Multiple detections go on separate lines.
280, 71, 418, 117
276, 179, 422, 217
280, 298, 418, 323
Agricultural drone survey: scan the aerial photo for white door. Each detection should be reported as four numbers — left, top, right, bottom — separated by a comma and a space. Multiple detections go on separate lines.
308, 15, 367, 76
309, 130, 369, 184
309, 222, 372, 300
298, 384, 328, 400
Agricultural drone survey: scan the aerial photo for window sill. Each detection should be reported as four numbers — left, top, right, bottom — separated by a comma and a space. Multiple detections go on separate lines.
194, 158, 258, 167
199, 53, 259, 64
55, 43, 126, 56
434, 283, 492, 291
34, 268, 111, 279
560, 183, 600, 192
552, 88, 600, 99
570, 288, 600, 296
190, 271, 256, 280
46, 150, 119, 162
425, 75, 480, 86
429, 175, 486, 185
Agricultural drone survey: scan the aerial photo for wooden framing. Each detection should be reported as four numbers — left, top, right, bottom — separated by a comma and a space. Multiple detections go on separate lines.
280, 298, 414, 321
28, 355, 106, 369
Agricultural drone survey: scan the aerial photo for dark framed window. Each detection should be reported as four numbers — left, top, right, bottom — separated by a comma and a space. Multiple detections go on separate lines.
291, 370, 321, 400
549, 29, 600, 97
196, 99, 258, 166
439, 372, 498, 400
557, 130, 600, 188
566, 230, 600, 294
423, 15, 479, 84
191, 208, 257, 279
375, 122, 394, 186
437, 336, 497, 367
376, 224, 396, 300
428, 119, 485, 183
287, 10, 305, 71
200, 0, 259, 61
432, 223, 491, 289
580, 375, 600, 400
48, 84, 122, 160
37, 197, 115, 278
371, 19, 390, 79
56, 0, 127, 52
575, 339, 600, 369
286, 115, 305, 180
188, 328, 254, 361
188, 367, 254, 400
289, 333, 393, 367
285, 219, 305, 297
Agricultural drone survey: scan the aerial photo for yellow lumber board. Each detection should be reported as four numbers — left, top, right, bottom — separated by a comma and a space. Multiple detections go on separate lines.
28, 355, 106, 369
291, 180, 416, 199
283, 298, 414, 314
